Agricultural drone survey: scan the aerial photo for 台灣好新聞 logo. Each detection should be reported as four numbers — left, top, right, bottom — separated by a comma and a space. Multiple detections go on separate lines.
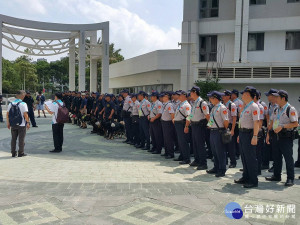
225, 202, 243, 219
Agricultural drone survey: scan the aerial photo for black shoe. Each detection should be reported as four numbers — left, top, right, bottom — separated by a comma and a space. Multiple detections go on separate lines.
206, 168, 217, 174
206, 155, 213, 159
285, 179, 294, 187
189, 161, 200, 167
197, 165, 208, 170
142, 146, 150, 150
44, 115, 47, 118
229, 164, 236, 168
294, 161, 300, 168
49, 150, 62, 153
239, 169, 243, 172
268, 166, 274, 173
215, 173, 225, 177
128, 142, 135, 145
265, 176, 281, 182
90, 131, 97, 134
243, 183, 258, 188
173, 158, 182, 161
32, 126, 38, 128
18, 153, 27, 157
12, 152, 17, 157
136, 145, 144, 149
234, 178, 246, 184
179, 160, 191, 165
165, 155, 174, 159
123, 140, 129, 143
37, 116, 40, 118
261, 165, 269, 170
152, 151, 161, 154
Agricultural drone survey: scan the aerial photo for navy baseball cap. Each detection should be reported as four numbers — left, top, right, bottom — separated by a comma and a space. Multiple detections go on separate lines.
272, 90, 288, 99
150, 91, 160, 97
179, 90, 188, 96
224, 90, 232, 96
232, 89, 239, 96
130, 93, 137, 98
174, 90, 182, 95
138, 91, 146, 96
264, 88, 278, 96
189, 86, 200, 92
240, 86, 256, 95
207, 91, 225, 100
121, 89, 129, 94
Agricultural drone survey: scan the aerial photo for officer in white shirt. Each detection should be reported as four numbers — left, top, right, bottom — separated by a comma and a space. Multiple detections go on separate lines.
173, 90, 191, 165
121, 89, 133, 143
234, 86, 260, 188
137, 91, 151, 150
6, 90, 30, 157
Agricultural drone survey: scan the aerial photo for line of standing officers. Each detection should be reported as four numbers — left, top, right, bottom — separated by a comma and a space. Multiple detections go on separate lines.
61, 86, 300, 189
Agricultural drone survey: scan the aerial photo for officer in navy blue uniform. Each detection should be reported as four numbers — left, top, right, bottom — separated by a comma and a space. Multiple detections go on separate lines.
101, 94, 115, 138
148, 92, 164, 154
116, 95, 124, 122
23, 91, 37, 127
265, 90, 298, 186
234, 86, 260, 188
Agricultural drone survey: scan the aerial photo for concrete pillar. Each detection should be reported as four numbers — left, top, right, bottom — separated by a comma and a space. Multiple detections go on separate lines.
101, 23, 109, 93
234, 0, 242, 62
90, 31, 98, 92
241, 0, 249, 63
78, 30, 86, 92
0, 21, 2, 94
69, 38, 75, 91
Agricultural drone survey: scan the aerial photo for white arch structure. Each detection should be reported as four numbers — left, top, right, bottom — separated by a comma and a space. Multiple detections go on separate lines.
0, 14, 109, 93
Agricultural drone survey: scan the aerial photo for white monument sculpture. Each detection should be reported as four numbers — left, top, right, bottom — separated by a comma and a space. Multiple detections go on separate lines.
0, 14, 109, 93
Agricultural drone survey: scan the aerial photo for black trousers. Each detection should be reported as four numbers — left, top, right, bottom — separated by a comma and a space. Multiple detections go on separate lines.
239, 131, 258, 185
272, 136, 294, 180
139, 116, 150, 147
256, 130, 264, 174
149, 119, 164, 152
174, 122, 190, 162
132, 116, 140, 145
52, 123, 64, 151
161, 120, 175, 156
210, 130, 227, 173
28, 107, 37, 127
124, 117, 132, 141
233, 124, 240, 156
191, 124, 207, 166
205, 127, 212, 157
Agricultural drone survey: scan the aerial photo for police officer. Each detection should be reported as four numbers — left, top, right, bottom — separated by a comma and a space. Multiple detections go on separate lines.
116, 95, 124, 122
234, 86, 260, 188
187, 86, 210, 170
265, 90, 298, 187
148, 92, 164, 154
173, 90, 191, 164
231, 89, 243, 159
222, 90, 238, 168
121, 89, 133, 143
254, 90, 265, 175
23, 91, 37, 127
102, 94, 115, 138
161, 92, 176, 159
137, 91, 151, 150
263, 88, 278, 172
129, 94, 140, 146
206, 91, 229, 177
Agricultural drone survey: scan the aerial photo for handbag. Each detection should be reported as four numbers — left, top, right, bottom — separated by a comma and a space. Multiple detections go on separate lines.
212, 115, 232, 144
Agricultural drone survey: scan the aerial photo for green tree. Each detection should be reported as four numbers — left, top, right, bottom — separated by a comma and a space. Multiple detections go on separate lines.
195, 77, 223, 100
2, 58, 20, 93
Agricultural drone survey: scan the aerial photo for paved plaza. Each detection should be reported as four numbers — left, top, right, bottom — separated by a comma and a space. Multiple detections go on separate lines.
0, 117, 299, 225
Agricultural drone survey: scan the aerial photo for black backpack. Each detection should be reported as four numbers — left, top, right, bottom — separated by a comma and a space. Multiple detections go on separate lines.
9, 102, 23, 126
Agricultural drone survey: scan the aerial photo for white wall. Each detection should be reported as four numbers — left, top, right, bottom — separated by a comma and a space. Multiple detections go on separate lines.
248, 31, 300, 63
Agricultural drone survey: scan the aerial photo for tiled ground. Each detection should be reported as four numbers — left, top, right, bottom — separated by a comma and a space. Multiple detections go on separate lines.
0, 116, 299, 225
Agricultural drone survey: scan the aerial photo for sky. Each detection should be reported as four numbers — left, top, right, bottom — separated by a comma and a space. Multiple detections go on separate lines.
0, 0, 183, 62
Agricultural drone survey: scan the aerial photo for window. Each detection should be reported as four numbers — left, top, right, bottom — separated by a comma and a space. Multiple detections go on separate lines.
250, 0, 266, 5
200, 0, 219, 18
199, 35, 217, 62
286, 32, 300, 50
287, 0, 300, 3
248, 33, 264, 51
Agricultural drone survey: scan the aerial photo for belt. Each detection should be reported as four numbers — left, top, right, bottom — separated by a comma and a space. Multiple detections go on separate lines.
174, 120, 186, 124
132, 115, 139, 118
210, 128, 225, 131
239, 128, 253, 133
140, 116, 148, 118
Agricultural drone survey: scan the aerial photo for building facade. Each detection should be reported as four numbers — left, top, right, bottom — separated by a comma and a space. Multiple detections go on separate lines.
109, 0, 300, 105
